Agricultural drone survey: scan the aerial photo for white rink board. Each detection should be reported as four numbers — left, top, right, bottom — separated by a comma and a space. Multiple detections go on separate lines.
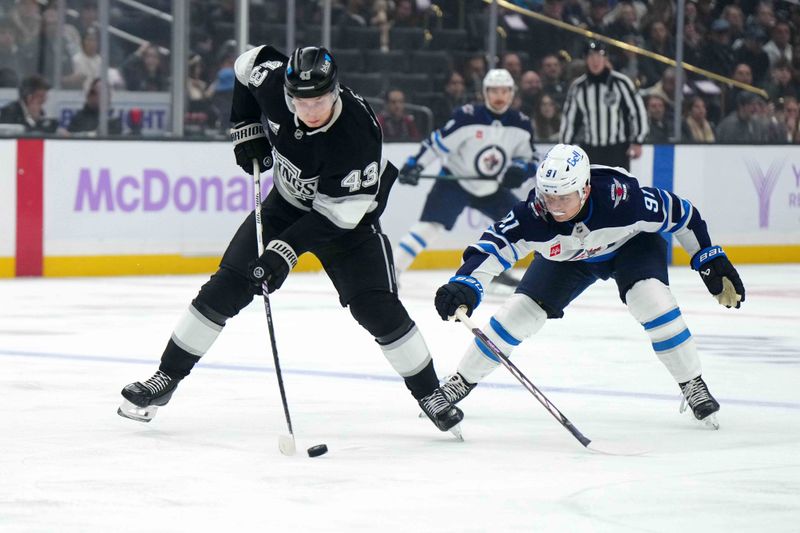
673, 145, 800, 244
0, 140, 16, 257
43, 140, 261, 256
16, 139, 800, 259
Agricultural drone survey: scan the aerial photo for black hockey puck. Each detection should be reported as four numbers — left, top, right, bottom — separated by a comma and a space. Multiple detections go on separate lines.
307, 444, 328, 457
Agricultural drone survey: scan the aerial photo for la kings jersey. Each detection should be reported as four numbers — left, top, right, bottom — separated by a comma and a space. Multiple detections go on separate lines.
414, 104, 536, 197
232, 45, 395, 254
455, 166, 713, 288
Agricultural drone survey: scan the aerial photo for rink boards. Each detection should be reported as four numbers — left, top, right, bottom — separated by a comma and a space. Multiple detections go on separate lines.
1, 139, 799, 277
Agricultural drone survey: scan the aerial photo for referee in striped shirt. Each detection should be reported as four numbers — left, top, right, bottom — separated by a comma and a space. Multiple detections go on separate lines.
560, 40, 648, 170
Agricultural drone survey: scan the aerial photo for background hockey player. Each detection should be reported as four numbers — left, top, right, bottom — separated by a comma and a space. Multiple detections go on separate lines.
393, 68, 539, 290
433, 144, 745, 429
118, 46, 463, 435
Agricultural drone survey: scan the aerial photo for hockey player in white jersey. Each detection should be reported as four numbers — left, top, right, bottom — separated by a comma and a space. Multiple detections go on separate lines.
433, 144, 746, 429
393, 69, 538, 289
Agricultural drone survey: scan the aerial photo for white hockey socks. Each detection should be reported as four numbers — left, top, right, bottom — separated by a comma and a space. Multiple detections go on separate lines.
380, 324, 433, 377
457, 294, 547, 384
625, 279, 701, 383
170, 304, 224, 357
393, 222, 445, 275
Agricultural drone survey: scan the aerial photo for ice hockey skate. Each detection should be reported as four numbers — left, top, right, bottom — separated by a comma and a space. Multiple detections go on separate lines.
117, 370, 181, 422
679, 376, 720, 429
440, 373, 477, 405
418, 388, 464, 439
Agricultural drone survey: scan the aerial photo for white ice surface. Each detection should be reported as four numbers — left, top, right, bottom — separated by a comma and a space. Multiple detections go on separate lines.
1, 265, 799, 532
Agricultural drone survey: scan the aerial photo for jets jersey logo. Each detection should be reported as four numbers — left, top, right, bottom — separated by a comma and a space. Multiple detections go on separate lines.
611, 178, 629, 207
250, 60, 283, 87
474, 145, 507, 178
274, 150, 317, 201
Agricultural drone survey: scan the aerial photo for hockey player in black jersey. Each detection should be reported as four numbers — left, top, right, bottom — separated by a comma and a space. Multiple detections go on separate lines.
433, 144, 746, 430
118, 46, 463, 435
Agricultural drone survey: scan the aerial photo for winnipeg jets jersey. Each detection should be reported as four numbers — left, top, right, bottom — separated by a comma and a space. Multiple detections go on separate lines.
232, 45, 395, 253
456, 166, 713, 288
413, 104, 536, 197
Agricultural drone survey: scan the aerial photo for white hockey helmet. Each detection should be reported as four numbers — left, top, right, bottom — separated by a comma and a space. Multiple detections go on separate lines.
536, 143, 591, 203
482, 68, 515, 113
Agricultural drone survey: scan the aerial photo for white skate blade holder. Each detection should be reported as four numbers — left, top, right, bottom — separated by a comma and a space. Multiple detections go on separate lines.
117, 399, 158, 423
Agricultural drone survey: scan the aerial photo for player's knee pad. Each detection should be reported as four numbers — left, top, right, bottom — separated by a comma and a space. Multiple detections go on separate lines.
194, 267, 255, 320
625, 278, 700, 383
348, 291, 410, 339
457, 294, 547, 384
394, 221, 445, 272
349, 291, 432, 377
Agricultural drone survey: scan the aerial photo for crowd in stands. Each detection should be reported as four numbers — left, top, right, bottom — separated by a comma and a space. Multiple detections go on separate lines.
1, 0, 799, 143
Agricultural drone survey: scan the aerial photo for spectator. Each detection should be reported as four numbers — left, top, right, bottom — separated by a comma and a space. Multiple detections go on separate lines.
754, 96, 787, 142
539, 54, 567, 108
378, 88, 421, 141
66, 78, 122, 135
17, 6, 74, 85
528, 0, 574, 65
533, 93, 561, 141
501, 52, 523, 83
701, 19, 735, 78
734, 26, 770, 86
122, 42, 169, 92
726, 62, 754, 107
70, 28, 101, 93
722, 5, 746, 43
763, 21, 792, 68
716, 91, 770, 143
8, 0, 40, 49
607, 1, 642, 43
518, 69, 542, 116
639, 21, 674, 88
0, 74, 58, 133
461, 53, 487, 102
682, 96, 715, 143
391, 0, 420, 29
750, 1, 776, 37
645, 94, 670, 142
0, 18, 22, 87
765, 59, 800, 102
586, 0, 611, 34
436, 70, 470, 124
776, 96, 800, 142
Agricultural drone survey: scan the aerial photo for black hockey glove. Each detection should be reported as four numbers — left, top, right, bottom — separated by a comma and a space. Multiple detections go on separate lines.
434, 276, 484, 321
231, 121, 273, 175
501, 159, 536, 189
691, 246, 745, 309
398, 158, 423, 186
248, 240, 298, 294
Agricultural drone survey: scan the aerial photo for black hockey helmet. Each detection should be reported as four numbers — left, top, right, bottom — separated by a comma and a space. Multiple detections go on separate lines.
285, 46, 338, 98
584, 39, 607, 56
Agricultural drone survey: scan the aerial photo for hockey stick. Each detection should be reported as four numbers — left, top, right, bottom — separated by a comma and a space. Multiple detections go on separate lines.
253, 158, 296, 456
454, 307, 591, 448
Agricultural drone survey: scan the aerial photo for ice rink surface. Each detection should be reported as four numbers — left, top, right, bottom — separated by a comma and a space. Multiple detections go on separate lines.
1, 265, 799, 532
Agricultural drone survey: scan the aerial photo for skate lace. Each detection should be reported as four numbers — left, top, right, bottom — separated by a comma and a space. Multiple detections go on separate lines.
441, 374, 472, 404
142, 371, 172, 395
680, 378, 711, 413
421, 389, 451, 416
